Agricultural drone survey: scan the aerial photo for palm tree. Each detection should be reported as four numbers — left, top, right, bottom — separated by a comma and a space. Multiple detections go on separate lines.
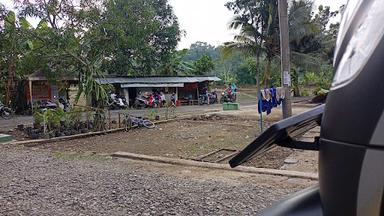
289, 0, 318, 95
289, 0, 338, 96
225, 0, 279, 88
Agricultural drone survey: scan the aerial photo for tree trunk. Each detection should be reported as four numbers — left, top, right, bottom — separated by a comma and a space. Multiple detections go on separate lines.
263, 58, 272, 88
5, 56, 15, 106
293, 67, 301, 97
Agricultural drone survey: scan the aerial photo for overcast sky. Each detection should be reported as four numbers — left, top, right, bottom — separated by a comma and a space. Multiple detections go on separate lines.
1, 0, 347, 49
170, 0, 347, 49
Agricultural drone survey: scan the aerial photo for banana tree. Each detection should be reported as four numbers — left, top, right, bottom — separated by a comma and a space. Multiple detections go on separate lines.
1, 11, 17, 106
0, 9, 34, 106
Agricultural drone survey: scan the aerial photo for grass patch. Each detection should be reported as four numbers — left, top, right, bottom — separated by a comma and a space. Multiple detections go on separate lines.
237, 92, 257, 103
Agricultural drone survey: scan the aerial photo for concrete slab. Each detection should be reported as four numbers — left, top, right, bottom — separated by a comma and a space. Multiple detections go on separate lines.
0, 134, 13, 144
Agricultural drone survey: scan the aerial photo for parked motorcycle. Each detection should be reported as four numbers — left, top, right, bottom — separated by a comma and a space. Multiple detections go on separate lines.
58, 98, 70, 112
0, 101, 12, 119
108, 94, 128, 110
220, 91, 235, 103
198, 92, 218, 105
37, 100, 58, 110
133, 95, 149, 109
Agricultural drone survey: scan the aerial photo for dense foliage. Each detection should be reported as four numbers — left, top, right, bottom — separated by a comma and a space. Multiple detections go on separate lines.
223, 0, 340, 94
0, 0, 343, 107
0, 0, 181, 106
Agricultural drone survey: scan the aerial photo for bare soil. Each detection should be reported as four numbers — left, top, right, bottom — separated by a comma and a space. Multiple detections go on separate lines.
35, 117, 260, 158
32, 114, 301, 170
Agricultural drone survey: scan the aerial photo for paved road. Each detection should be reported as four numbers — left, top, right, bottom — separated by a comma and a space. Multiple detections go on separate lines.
0, 102, 257, 131
0, 146, 315, 215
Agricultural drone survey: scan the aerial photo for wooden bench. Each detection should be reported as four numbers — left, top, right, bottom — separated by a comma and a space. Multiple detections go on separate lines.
179, 99, 198, 106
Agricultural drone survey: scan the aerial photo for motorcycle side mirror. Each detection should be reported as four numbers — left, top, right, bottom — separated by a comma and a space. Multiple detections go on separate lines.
229, 105, 324, 168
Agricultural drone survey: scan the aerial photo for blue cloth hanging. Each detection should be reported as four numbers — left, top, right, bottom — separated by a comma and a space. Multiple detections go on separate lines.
258, 87, 282, 115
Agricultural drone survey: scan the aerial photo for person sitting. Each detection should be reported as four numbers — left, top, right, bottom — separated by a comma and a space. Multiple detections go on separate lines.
188, 94, 193, 105
110, 92, 117, 100
226, 84, 233, 100
202, 87, 209, 104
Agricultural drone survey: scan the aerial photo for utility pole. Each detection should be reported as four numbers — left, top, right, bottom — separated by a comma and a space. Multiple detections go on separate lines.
278, 0, 292, 118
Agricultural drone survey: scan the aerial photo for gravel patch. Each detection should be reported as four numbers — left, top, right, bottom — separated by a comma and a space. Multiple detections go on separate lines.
0, 146, 314, 215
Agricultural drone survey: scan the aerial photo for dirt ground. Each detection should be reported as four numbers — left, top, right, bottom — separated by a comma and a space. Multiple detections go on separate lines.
31, 112, 319, 172
0, 89, 320, 215
36, 115, 261, 159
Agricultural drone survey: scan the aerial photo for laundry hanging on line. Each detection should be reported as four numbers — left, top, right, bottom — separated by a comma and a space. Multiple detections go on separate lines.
258, 87, 285, 115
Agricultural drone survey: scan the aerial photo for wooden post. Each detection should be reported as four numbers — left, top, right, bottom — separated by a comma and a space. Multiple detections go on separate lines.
29, 80, 33, 112
108, 110, 111, 130
278, 0, 292, 118
196, 84, 199, 105
118, 113, 121, 128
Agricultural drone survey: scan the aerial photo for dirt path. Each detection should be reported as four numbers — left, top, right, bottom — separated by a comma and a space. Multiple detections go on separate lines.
0, 145, 316, 215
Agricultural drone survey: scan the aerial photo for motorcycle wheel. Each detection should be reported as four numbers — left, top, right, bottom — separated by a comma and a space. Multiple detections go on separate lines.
1, 108, 12, 119
220, 97, 224, 104
143, 120, 155, 129
133, 101, 141, 109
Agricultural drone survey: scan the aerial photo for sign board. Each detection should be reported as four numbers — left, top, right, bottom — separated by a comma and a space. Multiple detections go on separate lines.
283, 70, 291, 86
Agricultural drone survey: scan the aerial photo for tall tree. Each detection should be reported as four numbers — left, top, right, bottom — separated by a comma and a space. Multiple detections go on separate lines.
225, 0, 340, 92
225, 0, 280, 87
101, 0, 181, 75
14, 0, 110, 106
12, 0, 182, 107
191, 55, 215, 75
288, 0, 339, 95
183, 41, 220, 62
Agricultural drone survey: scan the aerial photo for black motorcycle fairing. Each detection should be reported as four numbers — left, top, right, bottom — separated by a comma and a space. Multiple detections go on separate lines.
322, 29, 384, 147
259, 186, 323, 216
318, 139, 366, 216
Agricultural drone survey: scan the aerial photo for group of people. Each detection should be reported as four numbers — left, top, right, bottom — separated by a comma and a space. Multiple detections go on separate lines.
136, 91, 177, 108
199, 87, 218, 105
113, 83, 239, 109
137, 91, 166, 108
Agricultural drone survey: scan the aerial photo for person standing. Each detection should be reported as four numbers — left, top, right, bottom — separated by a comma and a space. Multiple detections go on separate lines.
160, 92, 166, 107
170, 93, 177, 107
231, 83, 238, 102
